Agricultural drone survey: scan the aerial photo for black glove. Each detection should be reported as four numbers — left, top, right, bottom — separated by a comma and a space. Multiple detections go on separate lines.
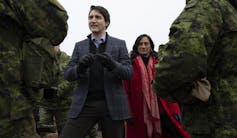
43, 87, 58, 99
126, 118, 135, 125
77, 53, 95, 73
96, 52, 116, 71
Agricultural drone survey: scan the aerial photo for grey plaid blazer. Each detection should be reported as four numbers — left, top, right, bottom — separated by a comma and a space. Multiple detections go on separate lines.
64, 35, 133, 120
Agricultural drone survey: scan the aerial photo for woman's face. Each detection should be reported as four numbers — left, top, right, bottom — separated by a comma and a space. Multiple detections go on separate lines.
137, 36, 152, 57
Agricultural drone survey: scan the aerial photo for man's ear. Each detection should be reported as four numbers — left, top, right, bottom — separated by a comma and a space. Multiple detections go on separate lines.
106, 22, 110, 28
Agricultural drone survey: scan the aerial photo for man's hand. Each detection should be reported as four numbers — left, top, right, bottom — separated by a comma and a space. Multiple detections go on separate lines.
96, 52, 116, 71
126, 118, 135, 125
77, 53, 95, 73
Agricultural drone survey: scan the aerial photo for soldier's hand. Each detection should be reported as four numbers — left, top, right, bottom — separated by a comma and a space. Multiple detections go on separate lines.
53, 45, 60, 52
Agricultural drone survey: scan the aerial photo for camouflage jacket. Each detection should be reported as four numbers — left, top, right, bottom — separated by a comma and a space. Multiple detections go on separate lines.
154, 0, 237, 105
0, 0, 68, 119
56, 51, 75, 101
41, 51, 75, 109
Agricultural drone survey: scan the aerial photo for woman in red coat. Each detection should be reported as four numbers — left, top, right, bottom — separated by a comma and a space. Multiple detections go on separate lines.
123, 34, 189, 138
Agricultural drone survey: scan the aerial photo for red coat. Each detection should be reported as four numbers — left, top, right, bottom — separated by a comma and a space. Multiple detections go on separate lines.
159, 99, 190, 138
123, 57, 189, 138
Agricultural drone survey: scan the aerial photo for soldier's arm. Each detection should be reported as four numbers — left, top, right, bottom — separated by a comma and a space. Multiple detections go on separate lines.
12, 0, 68, 45
153, 0, 222, 101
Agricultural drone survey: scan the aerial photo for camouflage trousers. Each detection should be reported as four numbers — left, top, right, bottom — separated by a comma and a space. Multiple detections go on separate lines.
37, 107, 68, 135
0, 81, 40, 138
182, 101, 237, 138
0, 113, 40, 138
37, 106, 98, 138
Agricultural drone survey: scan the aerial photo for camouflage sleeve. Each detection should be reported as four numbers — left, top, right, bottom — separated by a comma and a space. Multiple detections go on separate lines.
11, 0, 68, 45
153, 0, 223, 101
56, 52, 75, 97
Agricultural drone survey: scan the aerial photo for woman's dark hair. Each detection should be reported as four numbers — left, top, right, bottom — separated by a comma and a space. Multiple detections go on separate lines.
89, 5, 110, 28
130, 34, 158, 59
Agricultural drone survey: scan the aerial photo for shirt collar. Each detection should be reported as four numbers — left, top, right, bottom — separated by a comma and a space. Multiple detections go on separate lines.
91, 34, 106, 42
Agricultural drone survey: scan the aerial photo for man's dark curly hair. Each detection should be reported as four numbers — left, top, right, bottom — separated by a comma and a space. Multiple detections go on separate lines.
130, 34, 158, 59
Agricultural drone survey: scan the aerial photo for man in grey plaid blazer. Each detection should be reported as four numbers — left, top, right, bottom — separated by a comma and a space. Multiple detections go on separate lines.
60, 5, 133, 138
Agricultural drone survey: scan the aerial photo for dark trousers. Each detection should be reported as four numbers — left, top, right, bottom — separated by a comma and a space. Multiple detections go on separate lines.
60, 100, 124, 138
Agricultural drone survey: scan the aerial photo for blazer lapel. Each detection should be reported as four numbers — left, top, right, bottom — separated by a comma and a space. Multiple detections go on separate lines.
79, 39, 90, 57
105, 35, 113, 54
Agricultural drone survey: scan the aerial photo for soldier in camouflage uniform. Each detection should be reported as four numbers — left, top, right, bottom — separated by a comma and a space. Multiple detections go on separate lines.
153, 0, 237, 137
37, 49, 75, 136
37, 49, 98, 138
0, 0, 68, 137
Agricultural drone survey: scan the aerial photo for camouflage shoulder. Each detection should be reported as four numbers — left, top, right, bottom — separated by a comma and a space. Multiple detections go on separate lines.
185, 0, 199, 9
0, 1, 5, 12
48, 0, 66, 11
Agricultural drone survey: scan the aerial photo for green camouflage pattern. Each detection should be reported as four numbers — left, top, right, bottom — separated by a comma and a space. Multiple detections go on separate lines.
0, 114, 41, 138
22, 37, 60, 108
39, 51, 74, 110
37, 51, 75, 134
154, 0, 237, 137
55, 51, 75, 109
23, 37, 59, 89
0, 0, 68, 137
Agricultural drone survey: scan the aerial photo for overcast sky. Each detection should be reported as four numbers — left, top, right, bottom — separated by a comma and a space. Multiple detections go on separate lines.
58, 0, 185, 55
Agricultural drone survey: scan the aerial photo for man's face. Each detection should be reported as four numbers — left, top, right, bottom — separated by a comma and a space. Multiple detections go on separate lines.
88, 10, 108, 35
